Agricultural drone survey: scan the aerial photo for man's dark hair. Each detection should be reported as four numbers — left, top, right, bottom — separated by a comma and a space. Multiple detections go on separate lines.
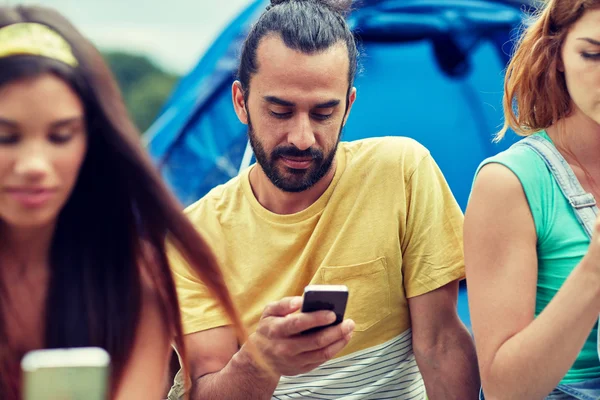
238, 0, 357, 97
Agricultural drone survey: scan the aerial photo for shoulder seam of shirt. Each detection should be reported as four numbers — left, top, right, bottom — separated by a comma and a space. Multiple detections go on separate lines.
406, 152, 432, 185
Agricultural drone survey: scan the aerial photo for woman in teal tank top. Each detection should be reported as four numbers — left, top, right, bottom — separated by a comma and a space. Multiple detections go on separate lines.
464, 1, 600, 399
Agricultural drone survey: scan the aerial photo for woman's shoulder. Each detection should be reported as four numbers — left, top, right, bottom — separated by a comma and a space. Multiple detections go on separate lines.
481, 138, 549, 177
477, 135, 555, 201
136, 242, 173, 334
473, 134, 560, 242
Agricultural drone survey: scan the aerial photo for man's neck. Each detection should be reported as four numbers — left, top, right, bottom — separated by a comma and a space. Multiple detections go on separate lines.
249, 159, 337, 215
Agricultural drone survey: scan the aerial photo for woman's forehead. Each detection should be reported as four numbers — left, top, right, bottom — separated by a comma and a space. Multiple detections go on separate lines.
0, 74, 83, 125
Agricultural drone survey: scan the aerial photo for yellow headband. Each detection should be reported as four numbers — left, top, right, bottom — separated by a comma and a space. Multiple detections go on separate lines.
0, 22, 78, 67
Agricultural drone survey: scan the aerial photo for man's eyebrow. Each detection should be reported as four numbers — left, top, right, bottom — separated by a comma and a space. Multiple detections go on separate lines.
263, 97, 341, 109
314, 99, 341, 109
264, 96, 295, 107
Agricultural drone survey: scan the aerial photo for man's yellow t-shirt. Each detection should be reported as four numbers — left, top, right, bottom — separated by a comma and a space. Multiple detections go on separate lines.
170, 137, 464, 399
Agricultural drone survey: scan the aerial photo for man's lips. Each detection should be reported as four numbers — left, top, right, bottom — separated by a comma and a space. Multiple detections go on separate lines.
279, 156, 313, 169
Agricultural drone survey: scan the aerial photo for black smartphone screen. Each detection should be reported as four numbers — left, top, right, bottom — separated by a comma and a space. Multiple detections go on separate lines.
301, 287, 348, 334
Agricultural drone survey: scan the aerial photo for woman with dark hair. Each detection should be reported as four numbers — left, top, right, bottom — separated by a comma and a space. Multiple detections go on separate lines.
0, 5, 243, 399
465, 1, 600, 399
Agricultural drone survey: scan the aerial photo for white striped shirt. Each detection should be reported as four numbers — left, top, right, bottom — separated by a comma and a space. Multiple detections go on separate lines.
273, 329, 425, 400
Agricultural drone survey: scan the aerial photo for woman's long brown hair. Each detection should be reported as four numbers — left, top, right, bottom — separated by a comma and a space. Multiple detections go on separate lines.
497, 0, 600, 141
0, 5, 244, 398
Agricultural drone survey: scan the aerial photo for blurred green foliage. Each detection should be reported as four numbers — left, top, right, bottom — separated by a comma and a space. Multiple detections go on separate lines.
102, 51, 179, 134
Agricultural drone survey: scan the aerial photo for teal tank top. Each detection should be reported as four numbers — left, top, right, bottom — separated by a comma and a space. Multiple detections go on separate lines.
478, 131, 600, 384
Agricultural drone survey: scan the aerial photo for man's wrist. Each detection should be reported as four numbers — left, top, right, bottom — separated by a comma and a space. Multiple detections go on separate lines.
232, 342, 281, 388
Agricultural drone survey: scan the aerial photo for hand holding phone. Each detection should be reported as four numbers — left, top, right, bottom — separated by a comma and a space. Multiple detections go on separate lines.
301, 284, 349, 334
244, 291, 354, 377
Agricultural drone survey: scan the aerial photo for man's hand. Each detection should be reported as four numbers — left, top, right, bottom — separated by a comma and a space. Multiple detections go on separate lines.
248, 296, 355, 376
183, 296, 355, 400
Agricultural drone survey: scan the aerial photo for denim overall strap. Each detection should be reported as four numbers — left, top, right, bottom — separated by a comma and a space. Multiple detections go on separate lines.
515, 135, 598, 239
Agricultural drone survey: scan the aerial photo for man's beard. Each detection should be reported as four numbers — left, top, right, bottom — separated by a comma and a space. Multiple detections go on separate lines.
247, 117, 342, 193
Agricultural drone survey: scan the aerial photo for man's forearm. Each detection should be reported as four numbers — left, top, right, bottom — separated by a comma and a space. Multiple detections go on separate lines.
415, 324, 480, 400
190, 345, 280, 400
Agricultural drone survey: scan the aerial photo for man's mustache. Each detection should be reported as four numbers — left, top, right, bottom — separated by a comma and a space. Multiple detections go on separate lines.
272, 146, 324, 160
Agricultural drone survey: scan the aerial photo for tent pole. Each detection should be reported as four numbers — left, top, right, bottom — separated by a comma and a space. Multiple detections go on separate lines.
238, 139, 254, 175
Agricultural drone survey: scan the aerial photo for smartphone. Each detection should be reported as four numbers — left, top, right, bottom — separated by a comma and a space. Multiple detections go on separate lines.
301, 284, 349, 334
21, 347, 110, 400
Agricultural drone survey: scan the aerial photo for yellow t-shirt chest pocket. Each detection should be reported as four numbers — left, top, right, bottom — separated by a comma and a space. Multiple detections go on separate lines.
313, 257, 391, 332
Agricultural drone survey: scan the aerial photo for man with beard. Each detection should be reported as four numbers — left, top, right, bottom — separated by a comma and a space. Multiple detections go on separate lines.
168, 0, 479, 399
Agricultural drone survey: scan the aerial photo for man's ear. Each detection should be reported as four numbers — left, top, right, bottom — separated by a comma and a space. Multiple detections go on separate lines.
343, 87, 357, 126
232, 80, 249, 124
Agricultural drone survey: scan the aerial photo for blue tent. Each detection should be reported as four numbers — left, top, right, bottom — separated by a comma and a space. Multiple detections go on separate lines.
146, 0, 534, 327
